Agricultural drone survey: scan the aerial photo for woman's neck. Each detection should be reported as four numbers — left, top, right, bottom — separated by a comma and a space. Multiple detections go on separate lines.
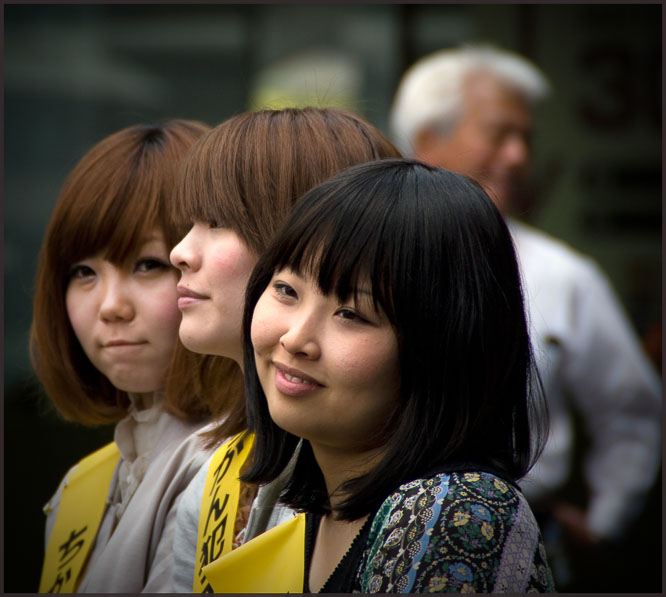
309, 442, 385, 509
306, 443, 384, 592
128, 392, 156, 411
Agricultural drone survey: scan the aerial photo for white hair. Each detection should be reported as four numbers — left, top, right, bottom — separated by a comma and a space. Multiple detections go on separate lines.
389, 44, 551, 156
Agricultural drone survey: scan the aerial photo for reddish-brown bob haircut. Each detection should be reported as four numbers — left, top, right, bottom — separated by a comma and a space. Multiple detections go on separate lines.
30, 119, 212, 425
174, 107, 402, 444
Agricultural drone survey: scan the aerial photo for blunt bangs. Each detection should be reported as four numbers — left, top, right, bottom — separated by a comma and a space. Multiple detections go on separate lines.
69, 167, 161, 268
267, 170, 402, 321
173, 117, 273, 254
57, 123, 197, 272
173, 129, 228, 226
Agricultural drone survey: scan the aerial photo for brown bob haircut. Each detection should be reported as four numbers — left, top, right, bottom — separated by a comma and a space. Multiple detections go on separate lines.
175, 107, 402, 444
30, 119, 221, 425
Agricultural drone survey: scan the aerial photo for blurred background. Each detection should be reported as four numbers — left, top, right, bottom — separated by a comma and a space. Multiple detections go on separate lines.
4, 4, 661, 592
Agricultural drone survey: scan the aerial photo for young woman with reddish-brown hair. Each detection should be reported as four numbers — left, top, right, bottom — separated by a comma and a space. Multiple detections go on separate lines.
167, 107, 402, 591
30, 119, 229, 593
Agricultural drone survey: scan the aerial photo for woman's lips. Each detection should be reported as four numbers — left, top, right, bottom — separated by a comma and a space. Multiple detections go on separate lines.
102, 340, 147, 351
273, 361, 323, 396
177, 286, 208, 309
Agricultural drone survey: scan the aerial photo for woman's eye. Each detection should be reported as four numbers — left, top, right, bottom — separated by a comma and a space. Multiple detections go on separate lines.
136, 258, 169, 273
208, 220, 221, 229
273, 282, 298, 300
68, 264, 95, 280
336, 308, 366, 323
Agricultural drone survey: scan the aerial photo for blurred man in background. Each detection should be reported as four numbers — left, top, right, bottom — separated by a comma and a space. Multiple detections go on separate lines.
390, 44, 661, 588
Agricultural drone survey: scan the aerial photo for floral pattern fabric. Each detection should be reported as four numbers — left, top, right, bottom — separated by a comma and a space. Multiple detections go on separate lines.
356, 471, 555, 593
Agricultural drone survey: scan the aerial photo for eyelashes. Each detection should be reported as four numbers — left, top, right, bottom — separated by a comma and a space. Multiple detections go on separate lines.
334, 308, 367, 323
272, 282, 298, 300
270, 281, 370, 324
68, 256, 171, 281
68, 264, 95, 280
135, 257, 170, 273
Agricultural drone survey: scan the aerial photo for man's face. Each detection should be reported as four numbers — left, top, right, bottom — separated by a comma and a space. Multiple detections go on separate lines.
414, 71, 533, 214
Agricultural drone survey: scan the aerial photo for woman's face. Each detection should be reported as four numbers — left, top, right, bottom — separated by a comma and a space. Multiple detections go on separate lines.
169, 222, 257, 363
66, 229, 181, 397
251, 268, 400, 456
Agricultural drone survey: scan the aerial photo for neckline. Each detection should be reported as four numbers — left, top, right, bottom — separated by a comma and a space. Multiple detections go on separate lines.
304, 512, 374, 593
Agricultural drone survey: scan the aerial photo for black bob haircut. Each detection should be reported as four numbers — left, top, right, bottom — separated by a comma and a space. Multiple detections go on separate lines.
241, 158, 547, 521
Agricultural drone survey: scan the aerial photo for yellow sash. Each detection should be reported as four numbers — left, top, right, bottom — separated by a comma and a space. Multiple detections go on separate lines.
203, 512, 306, 593
39, 442, 120, 593
193, 431, 255, 592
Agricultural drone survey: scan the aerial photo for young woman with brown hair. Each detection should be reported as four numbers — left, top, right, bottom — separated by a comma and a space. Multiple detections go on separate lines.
167, 107, 402, 591
30, 119, 226, 592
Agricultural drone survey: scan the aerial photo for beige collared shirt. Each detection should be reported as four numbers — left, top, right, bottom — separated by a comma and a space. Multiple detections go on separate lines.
44, 393, 216, 592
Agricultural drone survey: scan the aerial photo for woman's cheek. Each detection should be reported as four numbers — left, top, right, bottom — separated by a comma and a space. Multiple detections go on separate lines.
250, 297, 276, 355
337, 336, 382, 373
153, 278, 182, 328
336, 334, 400, 389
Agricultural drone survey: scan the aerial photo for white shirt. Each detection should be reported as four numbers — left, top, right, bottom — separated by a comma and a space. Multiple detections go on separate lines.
510, 220, 661, 540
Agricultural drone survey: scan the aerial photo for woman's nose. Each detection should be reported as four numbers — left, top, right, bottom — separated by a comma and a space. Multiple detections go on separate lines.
279, 311, 321, 360
99, 275, 135, 322
170, 225, 201, 272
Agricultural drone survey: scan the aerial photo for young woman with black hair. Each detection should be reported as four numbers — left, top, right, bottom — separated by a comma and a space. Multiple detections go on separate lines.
224, 158, 555, 592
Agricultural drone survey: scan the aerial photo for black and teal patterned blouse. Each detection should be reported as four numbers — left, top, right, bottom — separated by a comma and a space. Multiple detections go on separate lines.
305, 471, 555, 593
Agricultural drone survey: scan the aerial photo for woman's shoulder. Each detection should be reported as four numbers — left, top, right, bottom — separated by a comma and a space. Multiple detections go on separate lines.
377, 470, 520, 518
367, 471, 523, 546
359, 470, 554, 593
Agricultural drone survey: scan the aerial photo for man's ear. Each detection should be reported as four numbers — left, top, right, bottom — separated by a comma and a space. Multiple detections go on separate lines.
413, 126, 436, 155
412, 126, 447, 167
